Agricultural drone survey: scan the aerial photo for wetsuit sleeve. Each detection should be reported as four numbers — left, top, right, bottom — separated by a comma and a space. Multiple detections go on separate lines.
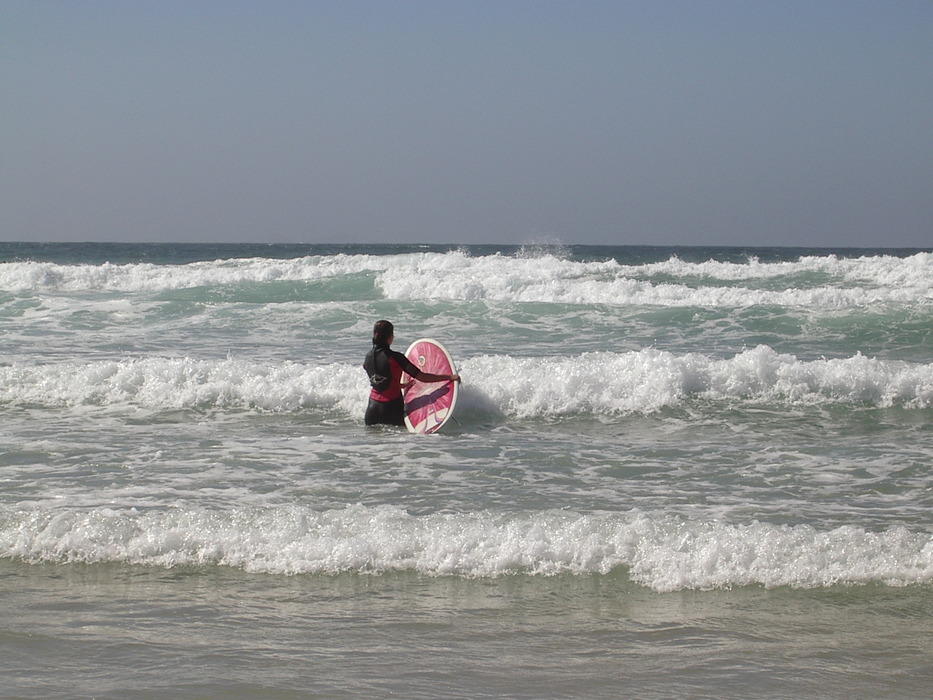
390, 349, 421, 378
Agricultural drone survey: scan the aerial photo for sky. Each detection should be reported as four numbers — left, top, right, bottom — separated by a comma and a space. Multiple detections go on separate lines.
2, 0, 931, 247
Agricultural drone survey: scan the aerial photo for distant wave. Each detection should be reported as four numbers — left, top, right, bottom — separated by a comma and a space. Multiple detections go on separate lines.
625, 252, 933, 284
2, 346, 930, 415
2, 251, 930, 308
0, 254, 395, 293
375, 252, 932, 307
2, 504, 929, 591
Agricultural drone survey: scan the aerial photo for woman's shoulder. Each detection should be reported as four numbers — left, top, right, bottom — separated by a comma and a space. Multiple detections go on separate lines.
388, 348, 410, 362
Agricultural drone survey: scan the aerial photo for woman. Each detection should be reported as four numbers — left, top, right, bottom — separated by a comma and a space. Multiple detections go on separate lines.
363, 320, 460, 426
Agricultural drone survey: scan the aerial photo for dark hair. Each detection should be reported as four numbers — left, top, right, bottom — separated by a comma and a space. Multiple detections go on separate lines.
372, 320, 394, 347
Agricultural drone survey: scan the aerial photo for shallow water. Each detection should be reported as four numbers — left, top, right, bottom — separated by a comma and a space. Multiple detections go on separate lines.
3, 561, 930, 699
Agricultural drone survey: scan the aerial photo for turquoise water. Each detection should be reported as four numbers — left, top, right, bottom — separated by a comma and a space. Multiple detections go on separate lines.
1, 243, 931, 698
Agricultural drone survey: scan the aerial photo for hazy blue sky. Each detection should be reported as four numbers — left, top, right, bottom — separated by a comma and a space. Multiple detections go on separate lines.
2, 0, 931, 247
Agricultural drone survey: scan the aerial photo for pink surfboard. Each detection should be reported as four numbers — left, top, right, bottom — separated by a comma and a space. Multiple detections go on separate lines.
403, 338, 459, 434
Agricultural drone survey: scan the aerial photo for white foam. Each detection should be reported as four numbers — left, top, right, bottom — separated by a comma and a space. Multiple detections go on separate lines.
2, 347, 930, 416
1, 505, 929, 591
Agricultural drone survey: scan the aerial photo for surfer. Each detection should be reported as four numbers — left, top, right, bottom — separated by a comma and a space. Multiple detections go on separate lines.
363, 320, 460, 426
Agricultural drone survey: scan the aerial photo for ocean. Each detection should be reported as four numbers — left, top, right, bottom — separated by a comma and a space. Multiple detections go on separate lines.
1, 242, 930, 699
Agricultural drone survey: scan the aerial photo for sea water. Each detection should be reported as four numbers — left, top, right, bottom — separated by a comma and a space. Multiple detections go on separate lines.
0, 243, 930, 699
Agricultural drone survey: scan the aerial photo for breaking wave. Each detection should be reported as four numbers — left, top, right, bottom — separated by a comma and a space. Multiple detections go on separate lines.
2, 504, 929, 591
1, 346, 930, 415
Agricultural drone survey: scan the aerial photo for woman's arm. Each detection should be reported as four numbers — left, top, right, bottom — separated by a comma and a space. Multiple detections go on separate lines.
417, 372, 460, 384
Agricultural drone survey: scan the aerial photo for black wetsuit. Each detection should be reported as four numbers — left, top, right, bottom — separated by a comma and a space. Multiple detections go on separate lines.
363, 344, 421, 426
